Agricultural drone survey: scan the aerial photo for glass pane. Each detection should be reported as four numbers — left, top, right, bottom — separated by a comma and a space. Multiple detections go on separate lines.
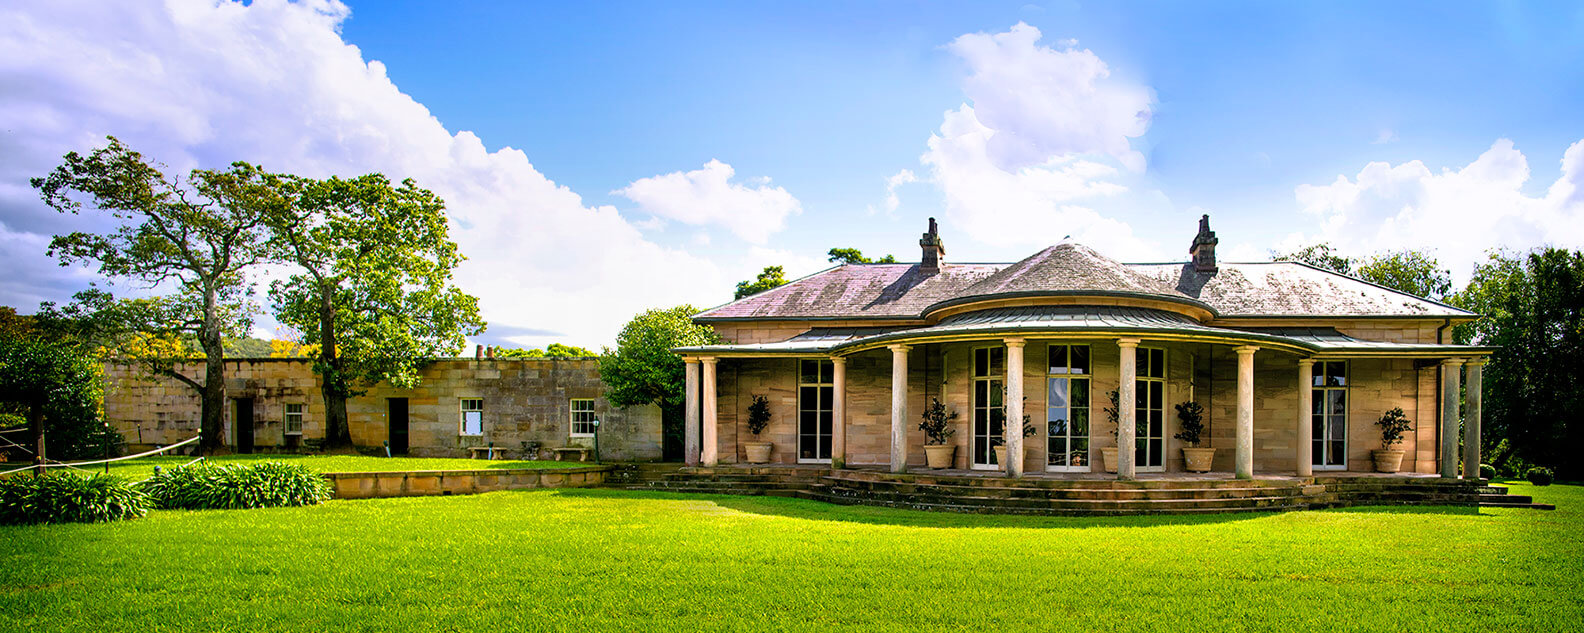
975, 349, 988, 377
1313, 439, 1326, 466
1049, 417, 1068, 437
1150, 381, 1163, 404
1072, 409, 1089, 436
1049, 345, 1067, 374
990, 409, 1005, 438
1071, 346, 1090, 375
1150, 350, 1164, 379
989, 381, 1004, 408
975, 380, 987, 402
1327, 362, 1346, 387
1328, 440, 1345, 465
819, 411, 832, 435
819, 361, 834, 384
1312, 391, 1324, 415
1049, 378, 1069, 409
800, 432, 814, 457
800, 360, 818, 385
1071, 439, 1089, 466
1329, 414, 1345, 441
818, 435, 831, 459
1072, 379, 1089, 409
1135, 385, 1147, 409
1312, 414, 1325, 437
800, 410, 817, 434
1135, 441, 1147, 465
1048, 442, 1067, 466
990, 348, 1005, 374
1328, 390, 1346, 417
1149, 439, 1163, 465
1136, 349, 1147, 373
1150, 411, 1163, 436
799, 386, 816, 412
975, 409, 988, 435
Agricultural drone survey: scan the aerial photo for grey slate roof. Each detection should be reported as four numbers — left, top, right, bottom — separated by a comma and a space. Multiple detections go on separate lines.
694, 244, 1475, 322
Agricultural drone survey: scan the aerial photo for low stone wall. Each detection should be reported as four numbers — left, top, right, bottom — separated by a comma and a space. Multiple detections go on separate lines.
324, 466, 610, 499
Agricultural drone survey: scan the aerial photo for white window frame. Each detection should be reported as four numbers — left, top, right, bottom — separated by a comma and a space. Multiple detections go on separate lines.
1046, 344, 1092, 473
1312, 360, 1349, 471
970, 345, 1007, 471
283, 403, 304, 436
796, 359, 834, 464
1135, 347, 1167, 473
459, 398, 484, 437
570, 398, 596, 438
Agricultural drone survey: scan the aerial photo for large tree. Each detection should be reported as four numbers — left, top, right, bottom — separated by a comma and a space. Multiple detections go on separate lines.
1356, 250, 1453, 301
827, 247, 896, 264
599, 306, 720, 459
1272, 242, 1355, 275
267, 174, 483, 448
0, 326, 109, 469
33, 138, 280, 453
734, 265, 788, 299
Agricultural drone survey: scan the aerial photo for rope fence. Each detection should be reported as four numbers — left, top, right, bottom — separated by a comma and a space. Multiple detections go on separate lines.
0, 434, 202, 477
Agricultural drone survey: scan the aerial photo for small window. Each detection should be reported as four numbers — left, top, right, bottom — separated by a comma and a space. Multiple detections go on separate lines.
570, 399, 596, 437
284, 404, 304, 436
460, 398, 484, 436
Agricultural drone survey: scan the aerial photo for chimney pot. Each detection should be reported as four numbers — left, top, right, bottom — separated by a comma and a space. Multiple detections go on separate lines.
1189, 214, 1219, 273
919, 217, 945, 275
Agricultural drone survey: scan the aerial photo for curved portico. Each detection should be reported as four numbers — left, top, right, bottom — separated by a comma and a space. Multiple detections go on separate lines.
676, 217, 1493, 482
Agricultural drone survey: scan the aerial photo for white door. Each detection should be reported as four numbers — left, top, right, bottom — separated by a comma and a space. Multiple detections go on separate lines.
1046, 344, 1092, 472
1312, 361, 1348, 470
971, 347, 1005, 470
1135, 348, 1166, 472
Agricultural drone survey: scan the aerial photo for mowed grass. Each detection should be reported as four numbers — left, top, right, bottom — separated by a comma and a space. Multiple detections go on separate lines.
72, 454, 599, 479
2, 482, 1580, 632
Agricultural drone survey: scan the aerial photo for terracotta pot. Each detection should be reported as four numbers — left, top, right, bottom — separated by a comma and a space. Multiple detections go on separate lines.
924, 444, 956, 469
991, 445, 1026, 469
1101, 447, 1119, 473
744, 441, 773, 464
1182, 447, 1216, 473
1372, 448, 1405, 473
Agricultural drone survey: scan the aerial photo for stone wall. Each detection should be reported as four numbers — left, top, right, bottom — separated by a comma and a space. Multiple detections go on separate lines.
324, 466, 609, 499
103, 358, 663, 461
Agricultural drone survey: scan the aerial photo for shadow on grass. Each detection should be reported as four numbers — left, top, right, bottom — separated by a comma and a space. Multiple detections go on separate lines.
549, 488, 1481, 529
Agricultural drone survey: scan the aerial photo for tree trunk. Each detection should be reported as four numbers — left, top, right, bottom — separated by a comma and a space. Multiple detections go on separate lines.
318, 284, 352, 448
197, 287, 227, 455
28, 402, 44, 476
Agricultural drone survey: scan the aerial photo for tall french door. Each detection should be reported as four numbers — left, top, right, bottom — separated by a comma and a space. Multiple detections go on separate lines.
971, 347, 1006, 470
1046, 344, 1092, 472
1312, 361, 1348, 469
1134, 348, 1166, 472
797, 359, 834, 463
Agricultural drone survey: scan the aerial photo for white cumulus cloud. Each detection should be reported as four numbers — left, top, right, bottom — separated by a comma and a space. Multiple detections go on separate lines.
1293, 138, 1584, 279
614, 159, 802, 244
0, 0, 727, 349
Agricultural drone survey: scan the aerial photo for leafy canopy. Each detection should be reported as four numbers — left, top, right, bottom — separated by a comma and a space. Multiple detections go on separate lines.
827, 247, 897, 264
599, 305, 720, 411
734, 265, 788, 299
497, 343, 597, 358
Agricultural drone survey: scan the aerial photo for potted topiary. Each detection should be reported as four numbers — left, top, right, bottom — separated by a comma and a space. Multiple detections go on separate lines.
919, 398, 958, 469
1174, 401, 1214, 472
1372, 407, 1413, 472
1100, 390, 1122, 473
743, 395, 773, 463
992, 393, 1036, 467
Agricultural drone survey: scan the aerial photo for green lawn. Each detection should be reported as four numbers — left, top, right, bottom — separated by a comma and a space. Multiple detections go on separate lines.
2, 482, 1579, 632
58, 454, 600, 479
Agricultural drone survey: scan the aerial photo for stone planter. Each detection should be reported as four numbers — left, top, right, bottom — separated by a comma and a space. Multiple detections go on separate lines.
1372, 448, 1405, 473
924, 444, 956, 469
1101, 447, 1119, 473
991, 445, 1027, 469
1182, 447, 1216, 473
743, 441, 773, 464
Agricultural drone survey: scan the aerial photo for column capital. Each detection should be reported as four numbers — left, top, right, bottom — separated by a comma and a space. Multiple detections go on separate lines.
886, 343, 911, 353
1440, 357, 1466, 367
829, 355, 846, 366
699, 356, 718, 366
1297, 358, 1317, 367
1235, 345, 1260, 356
1003, 337, 1026, 348
683, 357, 700, 365
1466, 357, 1487, 367
1116, 337, 1141, 349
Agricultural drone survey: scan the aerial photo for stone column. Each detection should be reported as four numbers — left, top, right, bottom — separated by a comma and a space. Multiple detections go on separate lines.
1296, 359, 1315, 477
1004, 338, 1026, 478
831, 356, 847, 469
1116, 338, 1140, 481
888, 344, 910, 473
684, 358, 700, 467
1464, 359, 1484, 479
1235, 346, 1259, 480
701, 357, 718, 467
1440, 358, 1464, 478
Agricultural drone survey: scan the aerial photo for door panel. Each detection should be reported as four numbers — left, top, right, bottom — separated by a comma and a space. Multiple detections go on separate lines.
388, 398, 409, 455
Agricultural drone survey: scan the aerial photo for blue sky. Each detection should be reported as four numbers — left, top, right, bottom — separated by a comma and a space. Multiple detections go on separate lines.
1, 1, 1581, 347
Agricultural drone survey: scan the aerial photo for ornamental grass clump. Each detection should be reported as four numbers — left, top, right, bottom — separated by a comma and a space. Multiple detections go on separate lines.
140, 461, 332, 510
0, 473, 150, 525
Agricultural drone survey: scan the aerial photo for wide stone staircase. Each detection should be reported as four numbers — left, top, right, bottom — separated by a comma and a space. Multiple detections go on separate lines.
605, 465, 1550, 516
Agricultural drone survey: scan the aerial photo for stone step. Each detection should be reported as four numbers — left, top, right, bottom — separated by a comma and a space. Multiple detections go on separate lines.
837, 470, 1302, 491
1478, 493, 1534, 505
1476, 486, 1510, 495
820, 475, 1306, 501
801, 490, 1308, 516
819, 485, 1303, 512
1478, 502, 1556, 510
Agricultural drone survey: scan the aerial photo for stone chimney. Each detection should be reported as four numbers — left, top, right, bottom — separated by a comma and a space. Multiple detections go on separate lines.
1189, 214, 1218, 273
919, 217, 945, 275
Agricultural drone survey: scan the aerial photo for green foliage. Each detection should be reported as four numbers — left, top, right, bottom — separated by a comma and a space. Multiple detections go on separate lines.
1479, 463, 1496, 480
268, 173, 484, 447
32, 137, 280, 452
1376, 408, 1413, 447
734, 265, 788, 299
139, 461, 332, 510
0, 330, 114, 460
0, 473, 149, 525
497, 343, 598, 358
1356, 251, 1453, 301
1525, 467, 1554, 486
1272, 242, 1354, 275
599, 306, 721, 411
1452, 248, 1584, 479
918, 398, 957, 446
1104, 389, 1121, 436
827, 248, 896, 264
1172, 401, 1206, 447
746, 395, 772, 436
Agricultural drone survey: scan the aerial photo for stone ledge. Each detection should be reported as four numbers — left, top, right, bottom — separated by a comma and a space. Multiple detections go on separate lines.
323, 466, 610, 499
